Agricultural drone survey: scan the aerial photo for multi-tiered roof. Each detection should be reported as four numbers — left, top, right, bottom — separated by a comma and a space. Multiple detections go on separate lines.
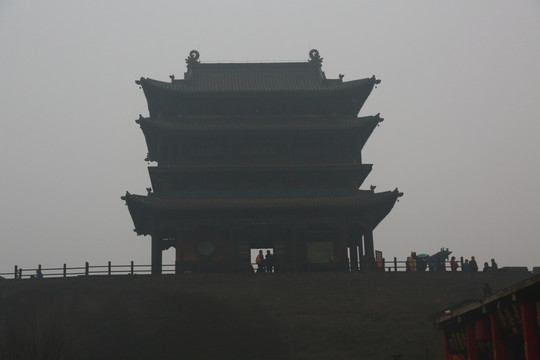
123, 50, 401, 273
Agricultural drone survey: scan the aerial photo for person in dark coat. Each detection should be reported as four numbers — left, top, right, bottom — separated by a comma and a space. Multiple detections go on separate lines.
469, 256, 478, 272
256, 250, 265, 273
450, 256, 459, 272
265, 250, 274, 273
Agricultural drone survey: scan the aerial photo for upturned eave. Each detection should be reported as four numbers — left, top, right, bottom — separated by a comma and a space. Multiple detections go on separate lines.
121, 189, 402, 236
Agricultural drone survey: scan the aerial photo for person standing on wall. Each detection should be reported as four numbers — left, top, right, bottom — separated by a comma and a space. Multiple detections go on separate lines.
469, 256, 478, 272
265, 250, 274, 273
450, 256, 459, 272
256, 250, 265, 273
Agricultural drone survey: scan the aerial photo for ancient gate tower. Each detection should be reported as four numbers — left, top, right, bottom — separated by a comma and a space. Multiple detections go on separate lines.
122, 49, 402, 274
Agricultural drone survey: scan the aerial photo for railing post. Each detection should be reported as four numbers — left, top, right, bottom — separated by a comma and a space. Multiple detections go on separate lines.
108, 261, 112, 276
130, 261, 134, 275
38, 264, 42, 278
460, 257, 464, 271
63, 263, 67, 277
394, 257, 398, 272
14, 265, 18, 279
85, 262, 89, 276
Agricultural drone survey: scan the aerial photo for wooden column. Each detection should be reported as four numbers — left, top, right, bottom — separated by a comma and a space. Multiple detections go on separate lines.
358, 234, 365, 270
490, 313, 506, 360
292, 227, 301, 272
336, 230, 348, 272
175, 237, 184, 275
465, 322, 479, 360
349, 244, 358, 272
281, 228, 293, 272
520, 301, 539, 360
443, 334, 451, 360
274, 239, 285, 273
364, 229, 375, 269
348, 231, 361, 272
238, 237, 250, 273
151, 235, 162, 275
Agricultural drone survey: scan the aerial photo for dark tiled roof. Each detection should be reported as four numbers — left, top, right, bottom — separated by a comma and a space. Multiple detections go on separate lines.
147, 164, 372, 174
436, 273, 540, 324
123, 189, 399, 211
137, 62, 379, 95
191, 62, 325, 92
136, 114, 382, 131
122, 189, 401, 233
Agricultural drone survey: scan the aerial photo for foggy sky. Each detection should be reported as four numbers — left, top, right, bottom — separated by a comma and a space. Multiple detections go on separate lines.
1, 1, 539, 273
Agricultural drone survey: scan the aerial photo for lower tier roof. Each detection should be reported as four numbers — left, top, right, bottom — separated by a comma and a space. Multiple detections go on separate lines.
136, 114, 382, 132
122, 189, 402, 236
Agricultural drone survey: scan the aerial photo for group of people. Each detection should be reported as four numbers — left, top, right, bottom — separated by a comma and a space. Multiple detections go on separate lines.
255, 250, 275, 273
406, 251, 442, 272
450, 256, 498, 272
406, 251, 499, 272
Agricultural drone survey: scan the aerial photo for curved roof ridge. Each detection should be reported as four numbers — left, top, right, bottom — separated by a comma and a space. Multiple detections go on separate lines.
136, 114, 382, 131
136, 74, 378, 95
122, 189, 400, 207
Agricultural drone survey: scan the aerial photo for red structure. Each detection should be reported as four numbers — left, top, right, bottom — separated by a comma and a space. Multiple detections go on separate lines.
437, 274, 540, 360
122, 50, 402, 274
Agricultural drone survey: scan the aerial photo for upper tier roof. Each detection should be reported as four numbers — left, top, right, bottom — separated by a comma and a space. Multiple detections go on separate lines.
136, 50, 380, 117
136, 49, 380, 95
137, 73, 378, 95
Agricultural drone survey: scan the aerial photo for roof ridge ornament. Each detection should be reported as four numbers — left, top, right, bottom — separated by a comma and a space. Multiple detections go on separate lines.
370, 75, 382, 85
393, 188, 404, 201
308, 49, 323, 65
120, 191, 131, 201
186, 50, 200, 66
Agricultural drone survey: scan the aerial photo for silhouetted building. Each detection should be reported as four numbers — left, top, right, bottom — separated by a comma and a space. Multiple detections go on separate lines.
437, 274, 540, 360
122, 50, 401, 274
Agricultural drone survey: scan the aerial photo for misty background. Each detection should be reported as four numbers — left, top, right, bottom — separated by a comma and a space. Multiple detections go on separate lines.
1, 1, 539, 272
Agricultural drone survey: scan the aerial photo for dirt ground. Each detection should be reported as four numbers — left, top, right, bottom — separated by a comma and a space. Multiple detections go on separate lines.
0, 271, 531, 360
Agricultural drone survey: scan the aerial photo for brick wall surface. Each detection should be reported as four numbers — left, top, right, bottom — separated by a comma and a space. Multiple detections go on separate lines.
0, 271, 531, 360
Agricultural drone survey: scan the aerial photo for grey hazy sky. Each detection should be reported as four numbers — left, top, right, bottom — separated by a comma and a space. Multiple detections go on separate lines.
1, 1, 539, 272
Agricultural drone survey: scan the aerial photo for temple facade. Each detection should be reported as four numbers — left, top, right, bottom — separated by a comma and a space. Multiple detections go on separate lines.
437, 274, 540, 360
122, 49, 402, 274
